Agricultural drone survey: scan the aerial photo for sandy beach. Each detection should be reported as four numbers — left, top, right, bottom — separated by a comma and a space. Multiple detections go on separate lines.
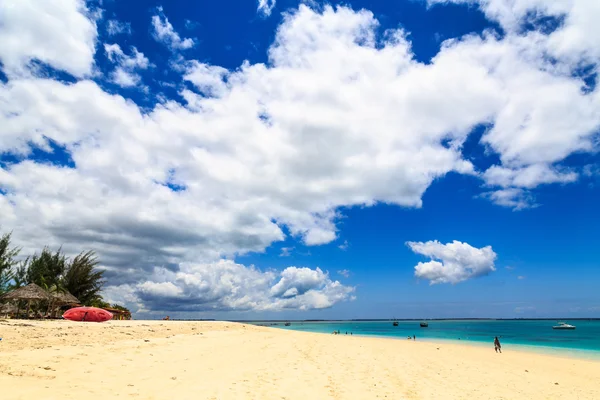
1, 320, 599, 399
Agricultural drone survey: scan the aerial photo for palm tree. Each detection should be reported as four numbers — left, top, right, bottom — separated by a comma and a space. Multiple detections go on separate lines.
25, 247, 68, 293
62, 250, 105, 305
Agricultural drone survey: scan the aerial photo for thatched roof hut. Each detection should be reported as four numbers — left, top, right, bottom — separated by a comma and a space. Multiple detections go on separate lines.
0, 283, 51, 302
51, 291, 80, 305
0, 302, 17, 315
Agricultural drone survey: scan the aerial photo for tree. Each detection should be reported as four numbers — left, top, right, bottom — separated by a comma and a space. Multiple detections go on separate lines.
25, 247, 67, 292
11, 261, 28, 290
89, 298, 111, 309
62, 250, 105, 305
0, 232, 20, 295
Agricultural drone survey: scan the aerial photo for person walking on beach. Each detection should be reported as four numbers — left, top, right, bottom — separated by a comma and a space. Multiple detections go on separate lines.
494, 336, 502, 353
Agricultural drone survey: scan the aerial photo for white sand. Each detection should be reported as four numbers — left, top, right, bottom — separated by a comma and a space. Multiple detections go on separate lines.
1, 319, 599, 399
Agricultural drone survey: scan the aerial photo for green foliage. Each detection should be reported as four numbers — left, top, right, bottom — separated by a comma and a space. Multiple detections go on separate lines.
62, 251, 105, 305
89, 298, 111, 309
11, 262, 28, 290
1, 230, 123, 317
25, 247, 67, 292
0, 232, 20, 294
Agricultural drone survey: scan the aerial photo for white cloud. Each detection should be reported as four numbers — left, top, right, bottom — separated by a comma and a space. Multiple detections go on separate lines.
258, 0, 277, 17
151, 10, 195, 50
106, 19, 131, 36
108, 261, 354, 312
183, 61, 230, 97
279, 247, 294, 257
517, 275, 526, 280
429, 0, 600, 65
428, 0, 600, 207
110, 68, 141, 88
338, 240, 349, 251
337, 269, 351, 278
104, 43, 149, 87
0, 0, 97, 78
408, 240, 497, 284
104, 44, 149, 69
1, 3, 600, 312
481, 188, 537, 210
483, 164, 578, 189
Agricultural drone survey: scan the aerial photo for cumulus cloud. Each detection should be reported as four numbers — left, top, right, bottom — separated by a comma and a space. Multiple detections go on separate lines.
104, 43, 150, 87
106, 19, 132, 36
151, 9, 195, 50
427, 0, 600, 208
1, 2, 600, 312
0, 0, 97, 77
338, 240, 349, 251
107, 261, 354, 313
408, 240, 497, 284
258, 0, 276, 17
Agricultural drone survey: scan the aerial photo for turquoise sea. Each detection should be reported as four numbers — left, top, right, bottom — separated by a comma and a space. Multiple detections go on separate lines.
251, 320, 600, 358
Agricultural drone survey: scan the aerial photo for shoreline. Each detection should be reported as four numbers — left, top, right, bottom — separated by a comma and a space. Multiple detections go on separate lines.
267, 326, 600, 362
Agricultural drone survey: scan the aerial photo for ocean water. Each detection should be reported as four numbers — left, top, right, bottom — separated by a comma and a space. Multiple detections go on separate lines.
252, 320, 600, 357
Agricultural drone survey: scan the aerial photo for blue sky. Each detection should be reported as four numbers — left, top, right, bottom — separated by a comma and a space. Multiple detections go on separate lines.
0, 0, 599, 319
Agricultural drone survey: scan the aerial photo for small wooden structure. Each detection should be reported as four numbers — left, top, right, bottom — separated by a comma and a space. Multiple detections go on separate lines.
0, 283, 52, 318
101, 307, 132, 320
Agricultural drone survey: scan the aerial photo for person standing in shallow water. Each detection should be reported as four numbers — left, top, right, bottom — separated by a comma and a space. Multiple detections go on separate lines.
494, 336, 502, 353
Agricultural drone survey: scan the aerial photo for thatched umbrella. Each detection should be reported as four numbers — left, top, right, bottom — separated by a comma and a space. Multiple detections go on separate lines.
0, 302, 17, 317
49, 291, 80, 318
51, 291, 80, 305
0, 283, 52, 318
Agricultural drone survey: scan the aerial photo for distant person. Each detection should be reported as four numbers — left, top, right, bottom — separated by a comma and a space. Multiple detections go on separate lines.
494, 336, 502, 353
413, 335, 416, 341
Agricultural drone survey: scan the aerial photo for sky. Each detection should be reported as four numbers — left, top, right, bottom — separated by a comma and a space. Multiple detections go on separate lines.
0, 0, 599, 320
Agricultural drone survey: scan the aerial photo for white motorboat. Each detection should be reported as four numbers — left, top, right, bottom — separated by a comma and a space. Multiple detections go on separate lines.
552, 322, 576, 330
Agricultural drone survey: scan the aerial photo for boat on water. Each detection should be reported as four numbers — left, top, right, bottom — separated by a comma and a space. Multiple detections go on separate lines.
393, 320, 399, 326
284, 321, 291, 326
420, 322, 428, 328
552, 322, 576, 330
